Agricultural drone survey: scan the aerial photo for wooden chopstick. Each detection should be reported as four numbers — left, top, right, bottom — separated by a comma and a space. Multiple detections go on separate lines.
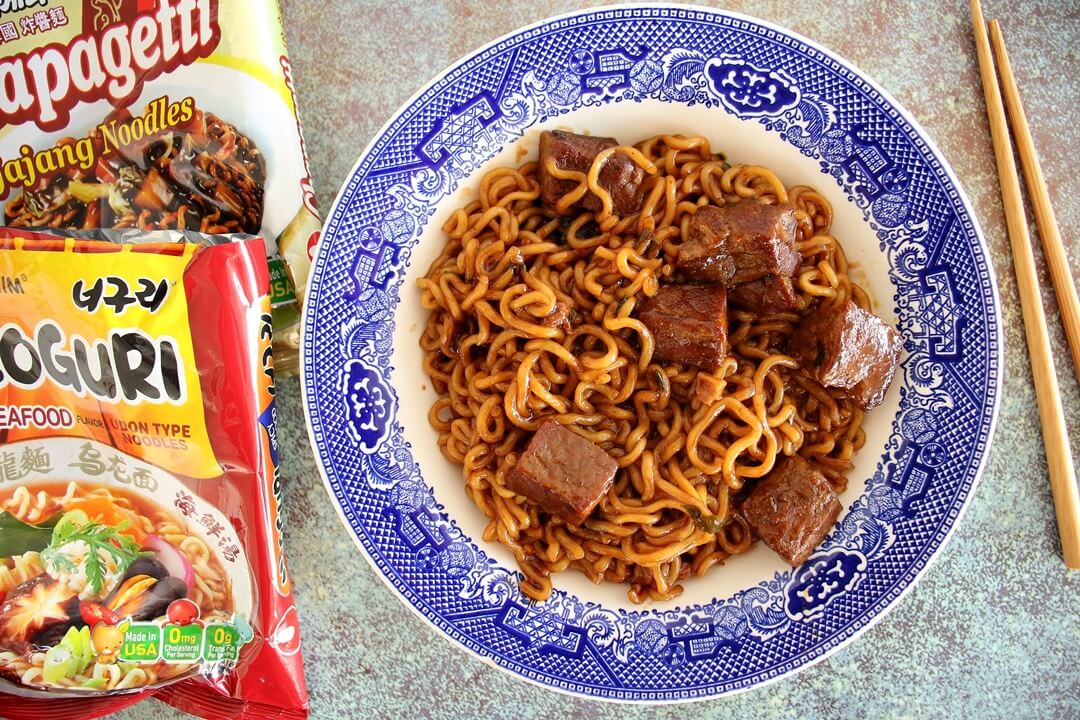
989, 20, 1080, 384
970, 0, 1080, 568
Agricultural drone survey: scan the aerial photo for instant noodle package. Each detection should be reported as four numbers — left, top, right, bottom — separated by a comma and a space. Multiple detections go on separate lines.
0, 228, 308, 718
0, 2, 313, 716
0, 0, 322, 375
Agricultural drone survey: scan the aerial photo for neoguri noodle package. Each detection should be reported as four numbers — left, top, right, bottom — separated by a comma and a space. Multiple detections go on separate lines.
0, 0, 321, 375
0, 228, 308, 718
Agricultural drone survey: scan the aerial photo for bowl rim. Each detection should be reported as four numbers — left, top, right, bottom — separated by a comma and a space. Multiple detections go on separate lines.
300, 2, 1003, 703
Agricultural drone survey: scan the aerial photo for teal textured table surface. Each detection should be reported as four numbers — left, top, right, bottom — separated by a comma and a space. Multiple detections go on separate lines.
118, 1, 1079, 718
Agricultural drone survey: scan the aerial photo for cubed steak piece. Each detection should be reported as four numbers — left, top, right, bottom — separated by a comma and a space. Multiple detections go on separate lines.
678, 202, 800, 285
849, 331, 903, 409
788, 298, 901, 407
639, 284, 729, 370
538, 130, 646, 217
506, 421, 618, 525
728, 274, 797, 315
742, 455, 841, 566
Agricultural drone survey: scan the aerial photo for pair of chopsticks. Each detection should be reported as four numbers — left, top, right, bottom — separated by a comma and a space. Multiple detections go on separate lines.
971, 0, 1080, 568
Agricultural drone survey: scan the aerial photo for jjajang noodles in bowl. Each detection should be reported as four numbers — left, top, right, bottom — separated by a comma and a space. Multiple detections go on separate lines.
418, 130, 902, 603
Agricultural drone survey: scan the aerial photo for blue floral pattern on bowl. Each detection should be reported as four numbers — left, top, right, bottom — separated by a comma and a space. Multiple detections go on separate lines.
302, 6, 1001, 702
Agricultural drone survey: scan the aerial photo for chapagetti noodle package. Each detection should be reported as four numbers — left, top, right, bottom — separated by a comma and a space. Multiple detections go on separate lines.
0, 228, 308, 718
0, 0, 321, 376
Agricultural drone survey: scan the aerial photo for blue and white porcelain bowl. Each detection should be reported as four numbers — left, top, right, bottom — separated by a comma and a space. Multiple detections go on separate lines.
301, 5, 1002, 702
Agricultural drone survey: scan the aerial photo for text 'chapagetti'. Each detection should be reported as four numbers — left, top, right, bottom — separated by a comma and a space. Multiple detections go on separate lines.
0, 0, 219, 131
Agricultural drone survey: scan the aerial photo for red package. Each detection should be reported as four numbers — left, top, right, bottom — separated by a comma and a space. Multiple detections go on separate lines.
0, 228, 308, 718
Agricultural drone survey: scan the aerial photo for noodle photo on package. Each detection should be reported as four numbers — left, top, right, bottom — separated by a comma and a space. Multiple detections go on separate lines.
3, 103, 266, 237
0, 481, 236, 693
418, 130, 902, 603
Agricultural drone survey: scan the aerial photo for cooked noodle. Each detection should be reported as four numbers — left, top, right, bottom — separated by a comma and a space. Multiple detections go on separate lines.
0, 552, 45, 595
419, 134, 869, 603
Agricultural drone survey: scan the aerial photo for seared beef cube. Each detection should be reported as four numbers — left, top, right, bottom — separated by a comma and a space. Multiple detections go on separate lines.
789, 298, 901, 394
742, 455, 841, 566
639, 285, 728, 370
729, 275, 797, 314
506, 421, 618, 524
539, 130, 612, 213
850, 331, 903, 409
678, 203, 800, 285
538, 130, 646, 216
